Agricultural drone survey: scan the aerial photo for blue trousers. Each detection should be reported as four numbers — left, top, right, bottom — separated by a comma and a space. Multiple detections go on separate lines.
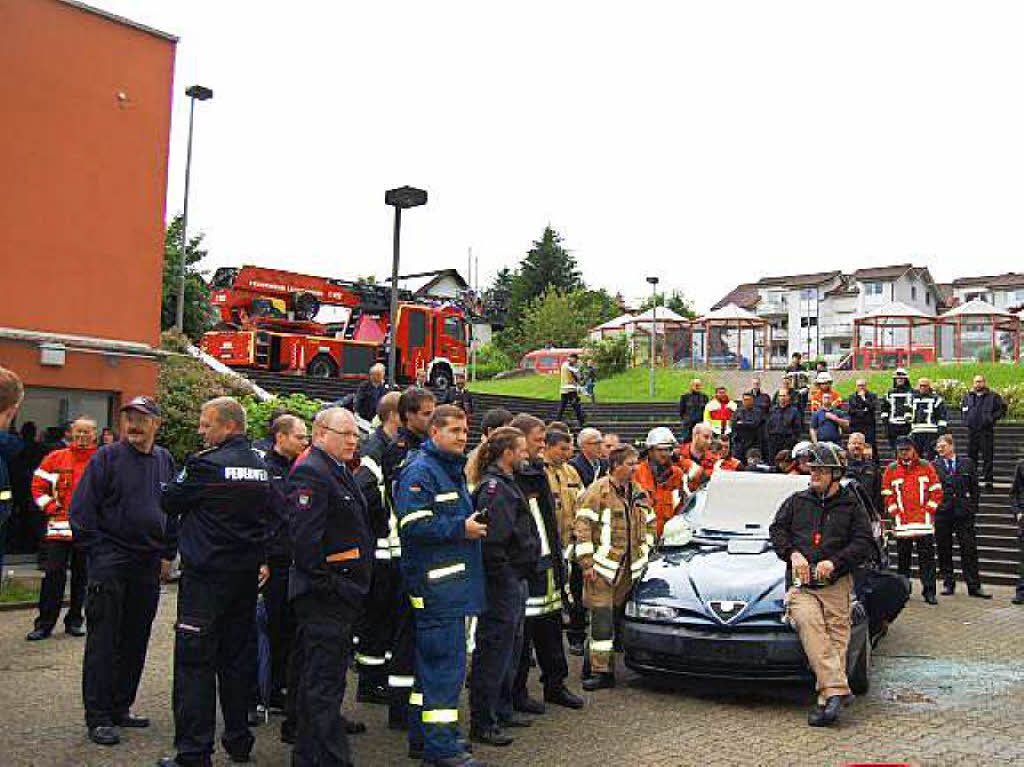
413, 615, 466, 760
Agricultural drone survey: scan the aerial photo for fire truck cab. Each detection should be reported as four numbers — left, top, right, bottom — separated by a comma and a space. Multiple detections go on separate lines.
201, 266, 468, 388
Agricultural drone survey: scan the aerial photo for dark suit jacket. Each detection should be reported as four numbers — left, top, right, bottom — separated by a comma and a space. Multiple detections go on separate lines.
933, 455, 979, 519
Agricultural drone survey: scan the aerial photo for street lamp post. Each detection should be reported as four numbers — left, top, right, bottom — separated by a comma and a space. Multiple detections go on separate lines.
647, 276, 659, 398
384, 186, 428, 386
175, 84, 214, 334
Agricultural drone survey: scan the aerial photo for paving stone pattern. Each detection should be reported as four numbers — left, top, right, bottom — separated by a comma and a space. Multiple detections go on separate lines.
1, 585, 1022, 766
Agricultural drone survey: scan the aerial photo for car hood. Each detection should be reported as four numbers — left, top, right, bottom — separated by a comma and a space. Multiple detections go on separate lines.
632, 545, 787, 626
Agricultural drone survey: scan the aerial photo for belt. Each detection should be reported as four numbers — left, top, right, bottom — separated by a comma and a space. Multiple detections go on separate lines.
326, 547, 360, 564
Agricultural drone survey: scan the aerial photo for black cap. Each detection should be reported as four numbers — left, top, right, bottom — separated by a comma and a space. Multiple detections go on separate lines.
895, 435, 915, 450
120, 396, 161, 418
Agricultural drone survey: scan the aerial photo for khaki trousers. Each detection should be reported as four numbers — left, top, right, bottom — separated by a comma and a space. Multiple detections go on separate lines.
786, 574, 852, 705
584, 567, 633, 674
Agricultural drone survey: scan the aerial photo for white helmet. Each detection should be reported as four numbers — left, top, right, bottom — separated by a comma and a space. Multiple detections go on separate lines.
645, 427, 678, 450
791, 440, 815, 460
815, 371, 833, 384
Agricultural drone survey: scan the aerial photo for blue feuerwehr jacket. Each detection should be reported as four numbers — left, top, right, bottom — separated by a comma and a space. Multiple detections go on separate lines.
395, 439, 484, 619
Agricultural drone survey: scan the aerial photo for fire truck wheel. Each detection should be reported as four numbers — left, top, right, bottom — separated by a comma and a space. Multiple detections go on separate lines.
306, 355, 338, 378
429, 365, 453, 391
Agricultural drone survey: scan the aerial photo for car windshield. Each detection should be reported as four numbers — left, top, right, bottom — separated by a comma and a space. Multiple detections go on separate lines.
685, 471, 810, 542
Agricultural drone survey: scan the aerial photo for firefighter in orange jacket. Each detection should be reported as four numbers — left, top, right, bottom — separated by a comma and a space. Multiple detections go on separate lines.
634, 428, 685, 537
881, 436, 943, 604
27, 417, 97, 640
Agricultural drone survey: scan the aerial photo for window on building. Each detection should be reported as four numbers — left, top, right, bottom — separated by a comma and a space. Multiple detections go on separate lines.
800, 288, 817, 301
1014, 289, 1024, 304
926, 292, 931, 306
911, 286, 917, 301
864, 282, 884, 296
800, 316, 818, 328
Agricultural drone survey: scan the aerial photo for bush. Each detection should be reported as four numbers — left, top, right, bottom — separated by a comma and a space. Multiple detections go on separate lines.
584, 336, 629, 378
472, 342, 515, 380
157, 353, 252, 463
242, 393, 323, 441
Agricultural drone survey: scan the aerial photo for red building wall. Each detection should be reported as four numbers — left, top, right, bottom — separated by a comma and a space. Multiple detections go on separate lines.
0, 0, 177, 396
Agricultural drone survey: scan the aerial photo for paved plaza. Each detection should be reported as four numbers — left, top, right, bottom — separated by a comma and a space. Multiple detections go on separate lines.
1, 585, 1022, 766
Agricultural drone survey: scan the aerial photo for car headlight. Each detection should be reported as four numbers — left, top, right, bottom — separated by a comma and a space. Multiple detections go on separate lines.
625, 602, 679, 621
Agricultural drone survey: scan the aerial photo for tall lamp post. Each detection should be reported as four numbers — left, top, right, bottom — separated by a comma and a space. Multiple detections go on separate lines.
174, 84, 214, 334
647, 276, 659, 398
384, 186, 428, 386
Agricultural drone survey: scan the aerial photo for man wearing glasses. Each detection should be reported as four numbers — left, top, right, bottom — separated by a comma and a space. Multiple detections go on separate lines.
284, 407, 372, 766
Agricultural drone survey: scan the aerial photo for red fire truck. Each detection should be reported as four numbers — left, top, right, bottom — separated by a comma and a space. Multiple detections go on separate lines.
200, 266, 468, 388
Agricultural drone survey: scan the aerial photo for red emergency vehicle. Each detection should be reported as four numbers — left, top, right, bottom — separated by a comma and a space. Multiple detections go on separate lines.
200, 266, 468, 387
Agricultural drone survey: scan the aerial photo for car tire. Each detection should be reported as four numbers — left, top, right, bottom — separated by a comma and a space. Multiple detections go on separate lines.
848, 633, 870, 695
306, 354, 337, 379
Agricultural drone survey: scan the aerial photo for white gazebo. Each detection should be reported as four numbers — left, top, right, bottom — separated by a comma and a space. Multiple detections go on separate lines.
939, 299, 1020, 363
686, 303, 771, 369
853, 300, 939, 369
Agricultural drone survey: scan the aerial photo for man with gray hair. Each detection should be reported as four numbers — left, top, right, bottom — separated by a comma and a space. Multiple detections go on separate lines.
355, 364, 389, 423
569, 428, 604, 487
287, 407, 372, 766
159, 397, 271, 767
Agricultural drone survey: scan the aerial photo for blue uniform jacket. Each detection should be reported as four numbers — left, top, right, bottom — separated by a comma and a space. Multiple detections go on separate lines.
396, 439, 484, 618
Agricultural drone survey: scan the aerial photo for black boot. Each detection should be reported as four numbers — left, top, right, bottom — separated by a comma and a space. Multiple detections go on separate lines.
544, 684, 584, 709
88, 726, 120, 746
469, 724, 514, 746
923, 592, 938, 605
807, 705, 830, 727
822, 695, 843, 723
968, 587, 992, 599
581, 673, 615, 691
512, 695, 545, 715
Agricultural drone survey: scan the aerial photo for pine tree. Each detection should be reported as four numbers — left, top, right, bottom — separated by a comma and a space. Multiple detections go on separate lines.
513, 226, 582, 305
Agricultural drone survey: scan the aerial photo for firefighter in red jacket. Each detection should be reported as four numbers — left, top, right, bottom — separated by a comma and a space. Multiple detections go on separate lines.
27, 417, 97, 640
702, 386, 737, 438
881, 436, 943, 604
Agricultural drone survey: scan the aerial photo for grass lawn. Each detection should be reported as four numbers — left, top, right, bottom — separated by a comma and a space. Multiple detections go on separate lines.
834, 362, 1024, 396
470, 367, 717, 402
0, 578, 40, 604
470, 362, 1023, 402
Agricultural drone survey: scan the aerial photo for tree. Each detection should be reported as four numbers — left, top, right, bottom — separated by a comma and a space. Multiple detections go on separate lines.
481, 266, 517, 323
511, 226, 583, 311
161, 214, 213, 342
507, 287, 620, 358
638, 289, 697, 319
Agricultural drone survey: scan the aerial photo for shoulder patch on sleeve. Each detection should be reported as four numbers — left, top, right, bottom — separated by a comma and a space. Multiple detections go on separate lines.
297, 488, 313, 508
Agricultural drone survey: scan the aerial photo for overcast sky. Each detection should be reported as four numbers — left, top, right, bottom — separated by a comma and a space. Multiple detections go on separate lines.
92, 0, 1024, 311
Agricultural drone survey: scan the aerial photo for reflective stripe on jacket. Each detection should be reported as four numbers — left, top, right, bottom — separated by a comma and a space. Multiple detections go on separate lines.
31, 445, 96, 540
881, 459, 943, 537
574, 476, 655, 583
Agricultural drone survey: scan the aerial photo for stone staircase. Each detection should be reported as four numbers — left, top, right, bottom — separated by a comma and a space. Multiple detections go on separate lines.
244, 370, 1022, 587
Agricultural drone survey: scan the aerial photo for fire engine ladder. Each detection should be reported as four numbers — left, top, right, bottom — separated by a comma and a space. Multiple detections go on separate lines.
343, 306, 364, 340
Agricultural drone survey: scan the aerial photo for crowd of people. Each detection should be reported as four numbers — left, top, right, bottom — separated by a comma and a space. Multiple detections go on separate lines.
0, 358, 1022, 764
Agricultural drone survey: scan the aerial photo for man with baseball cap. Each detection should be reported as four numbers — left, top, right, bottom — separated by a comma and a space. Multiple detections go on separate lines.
70, 396, 178, 747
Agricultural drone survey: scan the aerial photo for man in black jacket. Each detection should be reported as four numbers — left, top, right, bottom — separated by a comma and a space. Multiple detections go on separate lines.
767, 391, 802, 460
443, 372, 475, 416
678, 379, 709, 443
962, 374, 1006, 491
847, 379, 878, 461
354, 364, 388, 424
569, 427, 605, 487
933, 434, 990, 598
510, 414, 583, 714
846, 433, 881, 515
70, 396, 176, 748
286, 407, 372, 767
731, 393, 765, 462
352, 391, 400, 703
260, 414, 309, 713
158, 397, 271, 767
469, 427, 539, 746
1012, 459, 1024, 605
769, 442, 874, 728
880, 368, 914, 452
